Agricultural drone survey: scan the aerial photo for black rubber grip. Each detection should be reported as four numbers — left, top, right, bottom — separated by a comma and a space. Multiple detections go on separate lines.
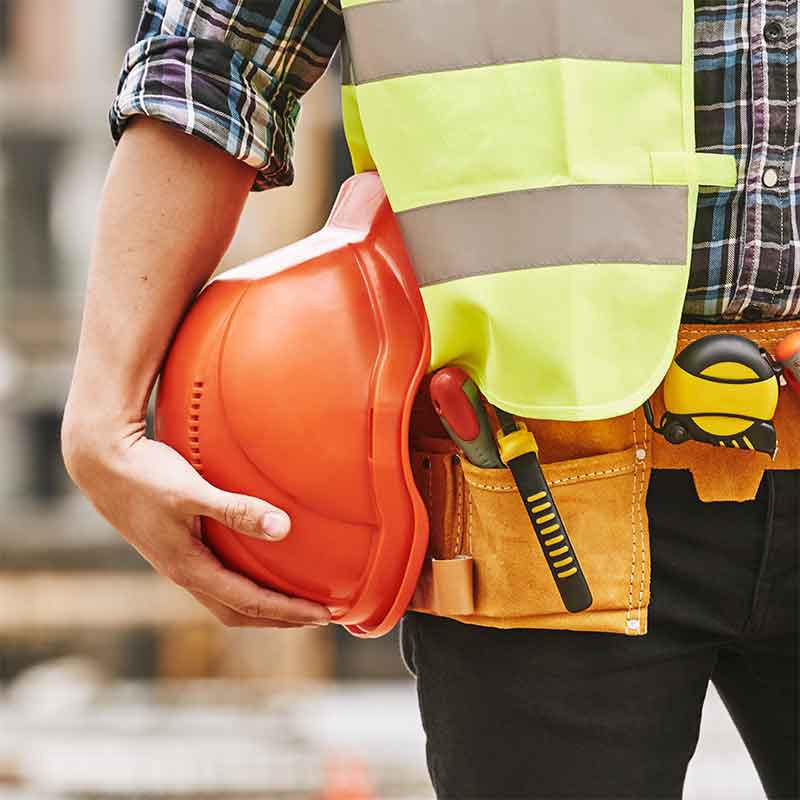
506, 451, 593, 613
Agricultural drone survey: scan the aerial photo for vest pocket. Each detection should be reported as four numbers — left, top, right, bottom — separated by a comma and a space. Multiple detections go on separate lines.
456, 446, 652, 635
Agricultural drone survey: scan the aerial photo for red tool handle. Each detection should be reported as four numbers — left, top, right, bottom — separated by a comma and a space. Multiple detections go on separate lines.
429, 367, 480, 441
775, 331, 800, 396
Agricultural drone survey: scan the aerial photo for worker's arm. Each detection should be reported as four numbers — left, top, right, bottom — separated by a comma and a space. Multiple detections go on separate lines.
62, 118, 331, 628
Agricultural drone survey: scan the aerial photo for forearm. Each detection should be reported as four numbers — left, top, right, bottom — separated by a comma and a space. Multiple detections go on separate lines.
57, 5, 337, 629
63, 118, 255, 455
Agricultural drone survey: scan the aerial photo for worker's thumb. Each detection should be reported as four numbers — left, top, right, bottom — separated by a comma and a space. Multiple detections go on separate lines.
198, 486, 291, 541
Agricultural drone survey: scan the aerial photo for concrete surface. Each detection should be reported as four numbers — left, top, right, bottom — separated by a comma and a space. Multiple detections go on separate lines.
686, 685, 766, 800
0, 678, 767, 799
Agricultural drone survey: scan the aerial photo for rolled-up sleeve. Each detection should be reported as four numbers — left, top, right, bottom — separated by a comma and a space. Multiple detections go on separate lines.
110, 1, 343, 190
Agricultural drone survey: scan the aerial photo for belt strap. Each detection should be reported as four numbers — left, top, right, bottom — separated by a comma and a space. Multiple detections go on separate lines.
410, 555, 475, 616
650, 321, 800, 500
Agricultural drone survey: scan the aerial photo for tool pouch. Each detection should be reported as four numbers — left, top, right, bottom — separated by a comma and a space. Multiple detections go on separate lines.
409, 409, 653, 636
409, 320, 800, 634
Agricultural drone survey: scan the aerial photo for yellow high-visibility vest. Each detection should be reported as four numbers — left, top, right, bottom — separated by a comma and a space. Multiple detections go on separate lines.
340, 0, 737, 420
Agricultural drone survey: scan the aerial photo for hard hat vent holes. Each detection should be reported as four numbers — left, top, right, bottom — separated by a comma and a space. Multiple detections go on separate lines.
188, 380, 204, 473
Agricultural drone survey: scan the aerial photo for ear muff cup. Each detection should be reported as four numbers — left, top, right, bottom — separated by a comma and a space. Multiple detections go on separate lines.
156, 173, 431, 637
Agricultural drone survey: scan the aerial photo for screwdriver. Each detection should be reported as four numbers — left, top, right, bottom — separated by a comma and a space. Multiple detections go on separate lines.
430, 366, 592, 614
429, 367, 503, 468
493, 406, 593, 613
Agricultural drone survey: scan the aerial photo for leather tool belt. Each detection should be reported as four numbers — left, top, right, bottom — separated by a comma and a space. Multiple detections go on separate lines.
409, 321, 800, 635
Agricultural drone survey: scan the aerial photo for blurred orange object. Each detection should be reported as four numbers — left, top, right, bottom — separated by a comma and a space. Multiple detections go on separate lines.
320, 754, 376, 800
156, 173, 431, 637
775, 330, 800, 396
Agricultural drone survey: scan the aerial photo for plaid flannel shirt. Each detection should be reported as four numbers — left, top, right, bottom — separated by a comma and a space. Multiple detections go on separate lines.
112, 0, 800, 321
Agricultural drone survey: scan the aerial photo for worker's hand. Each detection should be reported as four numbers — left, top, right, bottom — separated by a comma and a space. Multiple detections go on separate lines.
62, 428, 332, 629
62, 119, 329, 629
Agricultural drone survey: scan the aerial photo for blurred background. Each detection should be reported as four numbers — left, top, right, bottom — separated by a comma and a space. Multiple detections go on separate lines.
0, 2, 767, 798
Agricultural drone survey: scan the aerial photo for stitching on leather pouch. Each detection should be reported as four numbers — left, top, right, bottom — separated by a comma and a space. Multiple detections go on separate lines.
423, 458, 434, 557
466, 464, 632, 493
466, 482, 516, 492
634, 413, 647, 626
550, 466, 633, 485
425, 458, 433, 510
678, 326, 797, 338
626, 415, 639, 626
467, 493, 474, 555
454, 466, 463, 557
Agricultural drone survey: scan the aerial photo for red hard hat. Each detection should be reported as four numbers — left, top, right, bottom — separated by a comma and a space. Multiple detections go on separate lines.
156, 173, 431, 637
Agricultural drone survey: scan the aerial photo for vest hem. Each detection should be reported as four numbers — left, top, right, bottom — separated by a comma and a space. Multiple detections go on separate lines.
472, 347, 676, 422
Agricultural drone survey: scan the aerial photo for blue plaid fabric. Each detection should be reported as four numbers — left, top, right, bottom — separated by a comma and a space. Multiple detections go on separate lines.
112, 1, 800, 321
111, 1, 343, 190
690, 0, 800, 320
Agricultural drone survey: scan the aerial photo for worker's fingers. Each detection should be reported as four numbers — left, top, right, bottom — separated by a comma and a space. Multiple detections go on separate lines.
170, 551, 331, 626
191, 482, 291, 542
190, 593, 310, 629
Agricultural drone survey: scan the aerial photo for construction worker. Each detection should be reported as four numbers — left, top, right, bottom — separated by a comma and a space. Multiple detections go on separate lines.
62, 2, 798, 799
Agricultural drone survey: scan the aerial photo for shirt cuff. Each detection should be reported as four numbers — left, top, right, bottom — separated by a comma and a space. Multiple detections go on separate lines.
110, 35, 300, 191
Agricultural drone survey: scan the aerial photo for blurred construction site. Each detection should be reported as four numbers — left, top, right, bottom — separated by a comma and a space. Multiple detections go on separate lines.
0, 2, 768, 798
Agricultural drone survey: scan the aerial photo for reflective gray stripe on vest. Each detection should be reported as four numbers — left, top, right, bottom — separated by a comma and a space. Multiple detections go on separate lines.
341, 35, 356, 87
343, 0, 683, 84
396, 185, 689, 287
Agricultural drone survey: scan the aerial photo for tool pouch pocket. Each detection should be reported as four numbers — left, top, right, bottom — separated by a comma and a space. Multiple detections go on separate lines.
410, 417, 653, 636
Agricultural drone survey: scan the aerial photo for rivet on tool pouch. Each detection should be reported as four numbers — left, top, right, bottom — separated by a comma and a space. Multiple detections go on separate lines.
644, 333, 781, 457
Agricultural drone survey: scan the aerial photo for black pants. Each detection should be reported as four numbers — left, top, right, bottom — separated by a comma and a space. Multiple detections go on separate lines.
401, 470, 799, 800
